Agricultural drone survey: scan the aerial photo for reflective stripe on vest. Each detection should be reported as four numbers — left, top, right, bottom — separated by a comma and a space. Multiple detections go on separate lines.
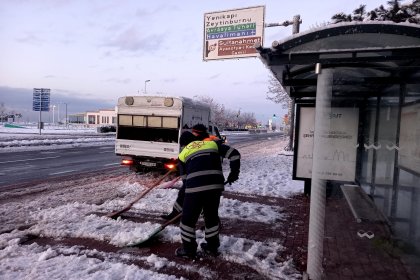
178, 140, 218, 163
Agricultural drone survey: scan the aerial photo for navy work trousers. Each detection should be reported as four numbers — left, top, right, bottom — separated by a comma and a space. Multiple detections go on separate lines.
180, 189, 222, 253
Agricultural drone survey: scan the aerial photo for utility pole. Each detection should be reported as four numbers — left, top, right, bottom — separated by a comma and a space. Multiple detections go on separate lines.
265, 15, 302, 151
287, 15, 301, 151
64, 103, 68, 126
50, 105, 56, 124
144, 79, 150, 95
56, 102, 68, 126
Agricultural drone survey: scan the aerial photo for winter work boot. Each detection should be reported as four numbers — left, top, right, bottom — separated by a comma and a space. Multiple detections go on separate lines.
175, 247, 196, 259
200, 243, 220, 257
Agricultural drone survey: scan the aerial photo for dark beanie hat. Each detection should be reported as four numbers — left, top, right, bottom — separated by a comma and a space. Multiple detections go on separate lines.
180, 131, 197, 147
192, 124, 207, 134
192, 124, 209, 140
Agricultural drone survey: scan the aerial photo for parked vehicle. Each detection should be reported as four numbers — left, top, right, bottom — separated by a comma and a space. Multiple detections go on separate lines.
115, 95, 224, 172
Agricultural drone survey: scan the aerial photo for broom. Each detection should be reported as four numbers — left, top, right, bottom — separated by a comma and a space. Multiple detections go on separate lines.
107, 169, 174, 219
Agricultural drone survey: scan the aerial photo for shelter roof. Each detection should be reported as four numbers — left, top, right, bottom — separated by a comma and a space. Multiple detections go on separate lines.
257, 22, 420, 103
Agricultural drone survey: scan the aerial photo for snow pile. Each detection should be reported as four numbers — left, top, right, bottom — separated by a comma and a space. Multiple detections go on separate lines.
0, 243, 181, 280
0, 125, 114, 152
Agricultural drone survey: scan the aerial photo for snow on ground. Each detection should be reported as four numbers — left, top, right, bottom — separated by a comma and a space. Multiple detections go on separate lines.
0, 124, 115, 152
226, 137, 299, 198
1, 242, 181, 280
0, 124, 303, 279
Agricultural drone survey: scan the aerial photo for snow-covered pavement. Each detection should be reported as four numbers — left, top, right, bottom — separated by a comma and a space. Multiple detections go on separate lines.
0, 124, 304, 279
0, 125, 115, 152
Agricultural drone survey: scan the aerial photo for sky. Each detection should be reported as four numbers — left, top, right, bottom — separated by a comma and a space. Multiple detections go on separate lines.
0, 0, 399, 122
0, 126, 303, 279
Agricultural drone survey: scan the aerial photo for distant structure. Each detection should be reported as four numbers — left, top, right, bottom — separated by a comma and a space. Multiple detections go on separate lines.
68, 109, 116, 126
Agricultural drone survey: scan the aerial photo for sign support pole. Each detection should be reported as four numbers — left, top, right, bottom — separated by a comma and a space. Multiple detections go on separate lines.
33, 88, 50, 135
39, 93, 42, 135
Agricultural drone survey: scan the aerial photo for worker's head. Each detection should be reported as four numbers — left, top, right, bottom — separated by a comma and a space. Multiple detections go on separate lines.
180, 131, 197, 147
192, 124, 209, 140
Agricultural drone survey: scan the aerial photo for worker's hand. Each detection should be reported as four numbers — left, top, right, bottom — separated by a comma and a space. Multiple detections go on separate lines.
227, 170, 239, 184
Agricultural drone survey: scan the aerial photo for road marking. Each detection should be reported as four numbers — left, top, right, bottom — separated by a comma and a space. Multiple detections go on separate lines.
104, 162, 120, 166
49, 170, 77, 175
0, 156, 60, 164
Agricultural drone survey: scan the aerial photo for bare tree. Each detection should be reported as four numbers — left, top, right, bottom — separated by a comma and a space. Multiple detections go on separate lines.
267, 75, 289, 104
0, 102, 7, 122
241, 112, 258, 128
0, 102, 6, 115
193, 95, 257, 130
266, 74, 295, 150
194, 95, 225, 127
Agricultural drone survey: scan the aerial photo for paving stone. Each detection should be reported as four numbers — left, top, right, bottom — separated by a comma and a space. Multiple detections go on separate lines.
322, 197, 416, 280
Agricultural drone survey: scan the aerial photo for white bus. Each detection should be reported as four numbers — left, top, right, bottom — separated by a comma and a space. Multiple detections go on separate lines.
115, 95, 223, 172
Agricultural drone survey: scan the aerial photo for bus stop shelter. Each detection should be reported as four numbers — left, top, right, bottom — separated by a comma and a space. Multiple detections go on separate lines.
256, 22, 420, 279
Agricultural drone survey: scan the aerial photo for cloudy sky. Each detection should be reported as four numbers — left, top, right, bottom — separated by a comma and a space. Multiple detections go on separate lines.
0, 0, 395, 122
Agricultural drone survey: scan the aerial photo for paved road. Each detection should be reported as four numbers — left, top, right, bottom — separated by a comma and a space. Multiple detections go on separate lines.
0, 144, 120, 187
225, 131, 284, 145
0, 132, 285, 187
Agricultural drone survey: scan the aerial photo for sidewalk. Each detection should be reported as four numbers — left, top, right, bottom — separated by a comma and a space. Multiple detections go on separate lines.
322, 196, 417, 280
280, 193, 417, 279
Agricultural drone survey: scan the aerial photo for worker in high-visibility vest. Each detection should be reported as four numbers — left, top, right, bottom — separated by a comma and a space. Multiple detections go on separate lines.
174, 125, 240, 259
161, 124, 223, 223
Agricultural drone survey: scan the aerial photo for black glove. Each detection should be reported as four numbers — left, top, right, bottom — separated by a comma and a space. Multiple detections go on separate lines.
227, 170, 239, 184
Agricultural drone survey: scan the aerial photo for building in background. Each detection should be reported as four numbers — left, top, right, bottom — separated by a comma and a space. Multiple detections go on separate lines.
68, 109, 116, 126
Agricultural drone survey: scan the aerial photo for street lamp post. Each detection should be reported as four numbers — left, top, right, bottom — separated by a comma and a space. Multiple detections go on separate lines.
50, 105, 56, 124
63, 103, 68, 126
56, 102, 68, 125
144, 79, 151, 94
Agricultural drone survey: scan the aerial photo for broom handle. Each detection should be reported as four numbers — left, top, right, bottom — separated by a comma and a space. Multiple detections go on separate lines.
128, 169, 174, 206
107, 170, 173, 218
161, 212, 182, 227
160, 176, 180, 189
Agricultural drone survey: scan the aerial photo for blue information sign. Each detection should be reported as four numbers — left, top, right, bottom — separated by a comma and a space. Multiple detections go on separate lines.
33, 88, 50, 111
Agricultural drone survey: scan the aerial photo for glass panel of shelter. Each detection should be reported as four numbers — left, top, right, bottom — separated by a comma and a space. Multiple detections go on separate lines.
337, 82, 420, 257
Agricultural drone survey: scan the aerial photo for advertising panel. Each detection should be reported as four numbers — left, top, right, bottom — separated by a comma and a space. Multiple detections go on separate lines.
294, 106, 359, 182
203, 6, 265, 61
295, 106, 315, 179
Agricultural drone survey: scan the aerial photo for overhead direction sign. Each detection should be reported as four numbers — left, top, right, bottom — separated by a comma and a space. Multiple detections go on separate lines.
203, 6, 265, 61
33, 88, 50, 112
